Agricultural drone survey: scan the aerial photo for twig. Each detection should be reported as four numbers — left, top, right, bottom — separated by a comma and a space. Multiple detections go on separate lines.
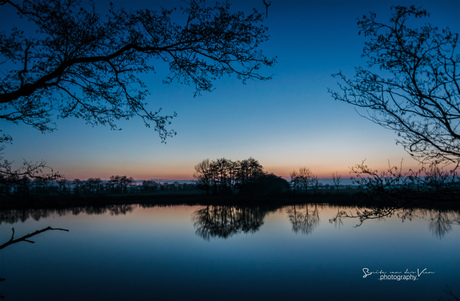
0, 226, 69, 250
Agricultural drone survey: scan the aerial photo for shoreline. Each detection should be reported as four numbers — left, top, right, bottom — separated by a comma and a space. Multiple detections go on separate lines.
1, 190, 459, 211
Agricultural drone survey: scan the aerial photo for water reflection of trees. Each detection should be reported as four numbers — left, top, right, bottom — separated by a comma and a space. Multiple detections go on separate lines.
399, 208, 460, 239
0, 204, 135, 224
192, 206, 267, 240
286, 204, 320, 235
329, 207, 460, 239
428, 210, 460, 239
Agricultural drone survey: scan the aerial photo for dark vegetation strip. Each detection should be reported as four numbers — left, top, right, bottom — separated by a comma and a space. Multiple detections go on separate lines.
1, 189, 459, 212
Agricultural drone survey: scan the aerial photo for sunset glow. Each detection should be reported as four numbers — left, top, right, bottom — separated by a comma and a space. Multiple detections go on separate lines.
1, 0, 458, 181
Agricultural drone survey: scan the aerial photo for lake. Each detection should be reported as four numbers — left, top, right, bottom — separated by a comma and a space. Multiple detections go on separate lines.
0, 204, 459, 300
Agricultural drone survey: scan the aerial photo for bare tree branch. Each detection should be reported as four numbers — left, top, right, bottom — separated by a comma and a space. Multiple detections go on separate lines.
0, 0, 275, 142
0, 226, 69, 250
329, 6, 460, 164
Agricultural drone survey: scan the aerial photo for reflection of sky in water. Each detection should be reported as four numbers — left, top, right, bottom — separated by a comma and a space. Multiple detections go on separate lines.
0, 205, 459, 300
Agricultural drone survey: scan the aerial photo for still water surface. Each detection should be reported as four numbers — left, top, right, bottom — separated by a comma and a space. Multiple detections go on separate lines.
0, 204, 459, 300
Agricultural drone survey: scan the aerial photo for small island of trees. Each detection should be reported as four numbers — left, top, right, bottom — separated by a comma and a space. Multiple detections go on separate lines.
193, 157, 289, 195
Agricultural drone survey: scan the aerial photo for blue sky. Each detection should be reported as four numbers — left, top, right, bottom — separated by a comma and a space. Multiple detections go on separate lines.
1, 0, 459, 180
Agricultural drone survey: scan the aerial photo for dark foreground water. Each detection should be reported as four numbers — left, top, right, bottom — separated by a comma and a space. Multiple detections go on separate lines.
0, 204, 459, 301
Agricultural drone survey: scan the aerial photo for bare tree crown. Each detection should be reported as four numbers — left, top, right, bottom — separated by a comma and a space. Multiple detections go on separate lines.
330, 6, 459, 164
0, 0, 275, 143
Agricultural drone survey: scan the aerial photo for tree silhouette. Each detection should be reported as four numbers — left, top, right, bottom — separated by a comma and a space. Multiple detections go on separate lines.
193, 157, 267, 195
246, 173, 290, 195
194, 159, 213, 195
107, 175, 134, 193
0, 0, 275, 143
0, 157, 61, 197
290, 167, 317, 195
332, 172, 341, 191
330, 6, 459, 164
349, 160, 460, 200
237, 157, 264, 188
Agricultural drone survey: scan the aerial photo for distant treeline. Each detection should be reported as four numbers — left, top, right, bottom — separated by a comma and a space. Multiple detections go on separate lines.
194, 157, 348, 196
1, 157, 459, 202
193, 157, 460, 201
0, 174, 197, 198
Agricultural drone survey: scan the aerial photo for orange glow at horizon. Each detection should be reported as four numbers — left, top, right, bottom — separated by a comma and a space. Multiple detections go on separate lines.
56, 156, 422, 181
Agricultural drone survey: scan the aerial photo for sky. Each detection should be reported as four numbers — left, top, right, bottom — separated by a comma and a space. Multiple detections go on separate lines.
1, 0, 459, 181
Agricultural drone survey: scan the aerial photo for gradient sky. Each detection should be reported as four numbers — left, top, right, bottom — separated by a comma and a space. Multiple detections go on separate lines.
1, 0, 459, 181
